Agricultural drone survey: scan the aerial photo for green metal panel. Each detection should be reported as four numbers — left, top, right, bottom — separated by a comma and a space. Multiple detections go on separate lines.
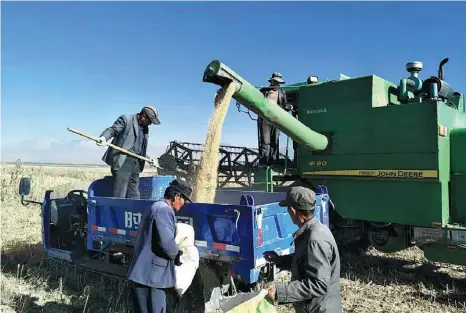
439, 108, 466, 225
251, 167, 283, 192
438, 136, 450, 225
298, 76, 438, 162
422, 243, 466, 266
252, 167, 274, 192
450, 128, 466, 172
437, 104, 466, 179
292, 75, 444, 227
451, 175, 466, 224
303, 178, 443, 227
450, 128, 466, 224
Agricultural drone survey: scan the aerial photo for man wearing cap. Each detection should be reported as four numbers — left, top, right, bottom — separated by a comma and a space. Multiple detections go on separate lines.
127, 179, 193, 313
258, 72, 293, 166
97, 106, 161, 199
263, 186, 342, 313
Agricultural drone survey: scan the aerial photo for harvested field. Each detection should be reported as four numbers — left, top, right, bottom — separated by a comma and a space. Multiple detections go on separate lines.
1, 163, 465, 312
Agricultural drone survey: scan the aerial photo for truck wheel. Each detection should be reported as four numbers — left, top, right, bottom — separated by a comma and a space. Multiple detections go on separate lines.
176, 269, 205, 313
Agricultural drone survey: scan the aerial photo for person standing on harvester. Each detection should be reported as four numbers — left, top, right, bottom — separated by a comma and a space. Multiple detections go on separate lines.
127, 179, 193, 313
97, 106, 160, 199
258, 72, 292, 166
263, 186, 342, 313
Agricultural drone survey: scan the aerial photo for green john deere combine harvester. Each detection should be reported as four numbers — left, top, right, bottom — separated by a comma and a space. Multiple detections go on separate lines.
202, 58, 466, 266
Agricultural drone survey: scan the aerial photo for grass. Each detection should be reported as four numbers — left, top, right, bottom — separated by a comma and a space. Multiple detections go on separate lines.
1, 162, 465, 312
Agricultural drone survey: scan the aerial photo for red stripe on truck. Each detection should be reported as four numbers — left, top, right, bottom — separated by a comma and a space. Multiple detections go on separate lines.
213, 242, 227, 250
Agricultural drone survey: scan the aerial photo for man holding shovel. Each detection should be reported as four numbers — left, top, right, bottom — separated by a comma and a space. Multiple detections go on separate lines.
97, 106, 160, 199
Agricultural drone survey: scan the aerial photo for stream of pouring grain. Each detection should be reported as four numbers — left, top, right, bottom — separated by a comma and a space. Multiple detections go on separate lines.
192, 81, 236, 203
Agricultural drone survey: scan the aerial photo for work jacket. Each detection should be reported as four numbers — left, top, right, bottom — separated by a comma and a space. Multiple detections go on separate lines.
127, 200, 179, 288
100, 114, 149, 172
275, 216, 342, 313
258, 87, 290, 126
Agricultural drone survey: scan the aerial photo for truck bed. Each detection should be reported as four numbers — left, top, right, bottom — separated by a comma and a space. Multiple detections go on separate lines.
83, 176, 329, 284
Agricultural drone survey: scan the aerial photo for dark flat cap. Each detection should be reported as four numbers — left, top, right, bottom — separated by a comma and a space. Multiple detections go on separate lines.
141, 106, 161, 125
279, 186, 316, 211
170, 179, 193, 203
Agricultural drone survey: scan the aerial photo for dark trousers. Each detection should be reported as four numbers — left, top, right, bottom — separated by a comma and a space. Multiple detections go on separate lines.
131, 283, 179, 313
292, 111, 298, 163
111, 157, 140, 199
258, 118, 280, 166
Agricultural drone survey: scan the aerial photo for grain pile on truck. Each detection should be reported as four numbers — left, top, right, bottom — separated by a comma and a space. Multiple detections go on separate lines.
192, 81, 236, 203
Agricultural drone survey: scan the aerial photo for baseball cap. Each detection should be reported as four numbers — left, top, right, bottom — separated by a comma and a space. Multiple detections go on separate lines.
141, 106, 161, 125
278, 186, 316, 211
169, 179, 193, 203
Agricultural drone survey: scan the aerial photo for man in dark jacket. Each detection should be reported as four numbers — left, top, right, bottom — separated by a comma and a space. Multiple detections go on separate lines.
127, 179, 193, 313
258, 72, 292, 166
263, 186, 342, 313
97, 106, 160, 199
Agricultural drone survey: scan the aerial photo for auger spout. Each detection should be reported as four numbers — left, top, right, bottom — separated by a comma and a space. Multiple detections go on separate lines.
202, 60, 329, 151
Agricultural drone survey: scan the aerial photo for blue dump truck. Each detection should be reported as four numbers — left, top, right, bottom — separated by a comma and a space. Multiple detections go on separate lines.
18, 175, 330, 313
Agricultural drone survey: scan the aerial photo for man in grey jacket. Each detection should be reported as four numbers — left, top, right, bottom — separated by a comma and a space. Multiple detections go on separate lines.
97, 106, 160, 199
263, 186, 342, 313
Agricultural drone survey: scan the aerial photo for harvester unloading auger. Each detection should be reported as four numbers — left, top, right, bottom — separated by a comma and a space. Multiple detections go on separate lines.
202, 60, 329, 152
202, 58, 466, 263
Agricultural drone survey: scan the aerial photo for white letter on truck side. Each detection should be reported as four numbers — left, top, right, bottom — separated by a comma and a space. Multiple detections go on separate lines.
133, 213, 142, 228
125, 211, 133, 228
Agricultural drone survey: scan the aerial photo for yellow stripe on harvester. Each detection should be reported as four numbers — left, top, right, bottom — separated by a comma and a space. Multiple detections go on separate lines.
302, 169, 438, 179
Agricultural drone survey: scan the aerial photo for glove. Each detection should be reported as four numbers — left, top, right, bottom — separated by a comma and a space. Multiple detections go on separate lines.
263, 251, 279, 263
175, 250, 183, 266
148, 158, 159, 168
96, 136, 107, 146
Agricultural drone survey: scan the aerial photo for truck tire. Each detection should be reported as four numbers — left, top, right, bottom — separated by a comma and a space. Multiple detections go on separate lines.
176, 269, 205, 313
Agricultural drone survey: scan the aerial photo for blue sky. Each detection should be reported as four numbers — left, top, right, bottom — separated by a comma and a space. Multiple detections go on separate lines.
2, 1, 466, 164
